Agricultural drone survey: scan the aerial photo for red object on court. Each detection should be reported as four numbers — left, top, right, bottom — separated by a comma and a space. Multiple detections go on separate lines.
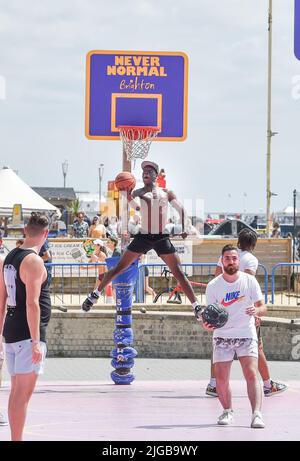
114, 172, 136, 191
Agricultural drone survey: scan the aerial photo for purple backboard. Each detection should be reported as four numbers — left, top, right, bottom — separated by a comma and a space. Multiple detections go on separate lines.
85, 50, 188, 141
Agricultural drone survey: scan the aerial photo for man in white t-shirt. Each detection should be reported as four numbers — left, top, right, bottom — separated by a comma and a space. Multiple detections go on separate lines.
206, 229, 287, 398
203, 244, 267, 428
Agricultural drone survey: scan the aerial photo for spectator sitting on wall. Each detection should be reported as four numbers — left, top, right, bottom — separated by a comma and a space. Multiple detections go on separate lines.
89, 216, 106, 239
72, 212, 89, 238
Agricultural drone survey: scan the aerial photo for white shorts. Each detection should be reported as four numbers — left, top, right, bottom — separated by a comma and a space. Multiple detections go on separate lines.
5, 339, 47, 376
213, 337, 258, 364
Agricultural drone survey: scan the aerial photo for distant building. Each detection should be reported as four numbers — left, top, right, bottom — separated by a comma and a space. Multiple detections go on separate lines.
32, 187, 76, 211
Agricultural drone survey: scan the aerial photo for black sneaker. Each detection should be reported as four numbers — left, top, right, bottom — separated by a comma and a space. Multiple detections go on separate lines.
82, 291, 99, 312
264, 380, 287, 397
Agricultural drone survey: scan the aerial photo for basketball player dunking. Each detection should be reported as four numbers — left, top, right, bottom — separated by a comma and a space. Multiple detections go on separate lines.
82, 161, 202, 315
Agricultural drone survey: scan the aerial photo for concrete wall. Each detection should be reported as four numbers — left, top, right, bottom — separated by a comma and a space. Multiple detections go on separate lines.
46, 311, 300, 361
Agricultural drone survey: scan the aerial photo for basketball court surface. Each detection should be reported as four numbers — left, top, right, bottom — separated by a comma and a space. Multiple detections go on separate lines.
0, 359, 299, 441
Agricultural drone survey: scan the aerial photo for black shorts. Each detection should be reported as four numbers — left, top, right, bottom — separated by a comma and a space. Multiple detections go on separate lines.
127, 233, 176, 256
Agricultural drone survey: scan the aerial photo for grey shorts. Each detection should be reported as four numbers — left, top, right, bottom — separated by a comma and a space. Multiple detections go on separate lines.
213, 337, 258, 364
5, 339, 47, 376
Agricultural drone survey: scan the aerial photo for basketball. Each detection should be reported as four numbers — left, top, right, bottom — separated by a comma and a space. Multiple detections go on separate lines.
115, 172, 136, 191
202, 302, 229, 329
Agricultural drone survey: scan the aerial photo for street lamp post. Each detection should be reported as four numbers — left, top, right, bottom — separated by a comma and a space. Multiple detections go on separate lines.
99, 163, 104, 214
227, 193, 231, 217
62, 160, 68, 188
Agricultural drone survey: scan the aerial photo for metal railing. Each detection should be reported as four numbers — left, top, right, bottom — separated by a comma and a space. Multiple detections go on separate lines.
45, 262, 108, 306
136, 262, 217, 304
46, 261, 269, 307
137, 263, 268, 304
271, 263, 300, 305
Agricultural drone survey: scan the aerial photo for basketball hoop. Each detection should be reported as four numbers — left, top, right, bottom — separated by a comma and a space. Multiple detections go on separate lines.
118, 126, 160, 161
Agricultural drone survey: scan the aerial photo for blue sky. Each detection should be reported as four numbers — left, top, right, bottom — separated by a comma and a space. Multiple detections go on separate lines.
0, 0, 299, 214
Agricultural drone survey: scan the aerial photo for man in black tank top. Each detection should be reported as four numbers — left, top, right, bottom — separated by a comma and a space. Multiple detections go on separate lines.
0, 213, 51, 441
0, 255, 8, 426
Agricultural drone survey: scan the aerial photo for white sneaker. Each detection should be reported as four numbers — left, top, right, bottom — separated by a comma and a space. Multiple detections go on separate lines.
0, 411, 8, 426
217, 409, 234, 425
251, 411, 265, 428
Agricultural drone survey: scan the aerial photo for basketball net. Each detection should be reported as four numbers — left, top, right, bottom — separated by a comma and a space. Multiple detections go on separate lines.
118, 126, 160, 161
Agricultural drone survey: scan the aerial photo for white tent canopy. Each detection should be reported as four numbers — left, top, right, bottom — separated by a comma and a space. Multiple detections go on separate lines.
0, 166, 58, 216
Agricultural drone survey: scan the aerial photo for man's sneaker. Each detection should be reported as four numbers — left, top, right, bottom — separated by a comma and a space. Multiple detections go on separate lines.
264, 380, 287, 397
217, 409, 234, 426
205, 383, 218, 397
251, 411, 265, 428
0, 411, 8, 426
81, 291, 99, 312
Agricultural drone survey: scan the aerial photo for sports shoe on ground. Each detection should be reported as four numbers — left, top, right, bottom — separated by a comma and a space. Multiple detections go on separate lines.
81, 291, 99, 312
217, 409, 234, 426
0, 411, 8, 426
251, 411, 265, 428
264, 380, 287, 397
205, 383, 218, 397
